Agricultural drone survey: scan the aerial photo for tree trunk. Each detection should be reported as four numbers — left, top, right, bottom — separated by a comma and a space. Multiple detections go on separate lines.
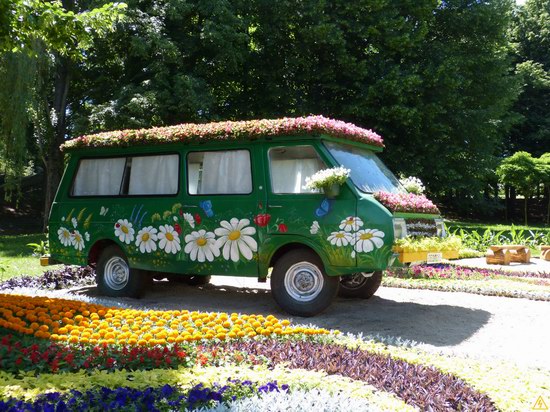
43, 56, 71, 231
523, 195, 528, 226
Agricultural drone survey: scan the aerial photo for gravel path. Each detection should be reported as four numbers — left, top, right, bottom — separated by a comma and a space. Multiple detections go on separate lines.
71, 275, 550, 370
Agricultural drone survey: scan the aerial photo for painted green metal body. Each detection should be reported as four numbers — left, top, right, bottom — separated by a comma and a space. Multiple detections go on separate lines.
48, 134, 436, 278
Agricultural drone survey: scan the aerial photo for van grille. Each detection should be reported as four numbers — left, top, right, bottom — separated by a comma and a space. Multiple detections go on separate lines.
405, 219, 437, 237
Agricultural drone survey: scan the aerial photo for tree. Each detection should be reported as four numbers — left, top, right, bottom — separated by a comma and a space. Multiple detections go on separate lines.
538, 153, 550, 224
497, 151, 541, 225
0, 1, 126, 226
507, 0, 550, 156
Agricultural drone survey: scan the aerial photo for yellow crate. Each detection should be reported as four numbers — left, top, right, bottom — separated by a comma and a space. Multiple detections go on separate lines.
393, 249, 459, 263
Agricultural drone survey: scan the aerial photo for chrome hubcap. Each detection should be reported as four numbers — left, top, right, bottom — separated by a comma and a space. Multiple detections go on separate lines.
104, 256, 129, 290
284, 262, 324, 302
341, 272, 373, 289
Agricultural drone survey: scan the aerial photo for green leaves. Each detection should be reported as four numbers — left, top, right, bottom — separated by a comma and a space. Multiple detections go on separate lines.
0, 0, 127, 59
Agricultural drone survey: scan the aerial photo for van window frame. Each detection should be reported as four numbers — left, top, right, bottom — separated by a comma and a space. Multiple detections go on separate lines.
185, 148, 255, 196
266, 144, 328, 196
68, 152, 181, 198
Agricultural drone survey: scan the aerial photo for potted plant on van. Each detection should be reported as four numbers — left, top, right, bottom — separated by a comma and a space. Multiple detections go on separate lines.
305, 167, 351, 198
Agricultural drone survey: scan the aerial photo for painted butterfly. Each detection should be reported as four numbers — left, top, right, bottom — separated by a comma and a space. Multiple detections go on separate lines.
199, 200, 214, 218
314, 198, 332, 218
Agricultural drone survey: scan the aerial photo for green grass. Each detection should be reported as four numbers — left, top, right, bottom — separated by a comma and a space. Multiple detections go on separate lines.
447, 220, 550, 233
0, 234, 59, 282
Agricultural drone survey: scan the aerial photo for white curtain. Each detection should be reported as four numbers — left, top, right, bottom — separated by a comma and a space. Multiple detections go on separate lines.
129, 154, 179, 195
271, 159, 323, 193
72, 158, 126, 196
200, 150, 252, 194
187, 163, 201, 195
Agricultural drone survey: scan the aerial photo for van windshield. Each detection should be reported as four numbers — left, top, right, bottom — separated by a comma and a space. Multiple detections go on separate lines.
324, 141, 405, 194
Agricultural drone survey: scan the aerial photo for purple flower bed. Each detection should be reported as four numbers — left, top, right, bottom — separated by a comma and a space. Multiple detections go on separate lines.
0, 380, 288, 412
61, 115, 384, 151
386, 264, 550, 280
0, 266, 95, 291
216, 340, 496, 411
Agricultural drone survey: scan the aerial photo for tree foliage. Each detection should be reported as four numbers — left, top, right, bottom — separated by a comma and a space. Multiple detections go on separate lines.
508, 0, 550, 155
497, 151, 541, 224
3, 0, 548, 222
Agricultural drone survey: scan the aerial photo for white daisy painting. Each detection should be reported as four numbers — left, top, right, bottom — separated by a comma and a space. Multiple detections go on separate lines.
135, 226, 158, 253
57, 227, 72, 247
71, 230, 85, 251
158, 224, 181, 254
339, 216, 364, 232
184, 230, 220, 262
214, 218, 257, 262
114, 219, 135, 244
354, 229, 385, 253
327, 230, 353, 247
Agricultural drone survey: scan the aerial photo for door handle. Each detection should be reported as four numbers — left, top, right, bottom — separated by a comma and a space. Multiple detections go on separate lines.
268, 204, 283, 208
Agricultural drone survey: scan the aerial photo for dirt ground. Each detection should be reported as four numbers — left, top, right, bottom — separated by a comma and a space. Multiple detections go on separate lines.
72, 275, 550, 370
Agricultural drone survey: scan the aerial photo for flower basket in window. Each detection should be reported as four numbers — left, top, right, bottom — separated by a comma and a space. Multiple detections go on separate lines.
304, 167, 350, 199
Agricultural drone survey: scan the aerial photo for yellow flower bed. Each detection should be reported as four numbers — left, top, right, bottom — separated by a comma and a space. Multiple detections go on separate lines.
0, 294, 331, 345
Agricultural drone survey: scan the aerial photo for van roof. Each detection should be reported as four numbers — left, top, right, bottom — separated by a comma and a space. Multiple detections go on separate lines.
60, 115, 384, 152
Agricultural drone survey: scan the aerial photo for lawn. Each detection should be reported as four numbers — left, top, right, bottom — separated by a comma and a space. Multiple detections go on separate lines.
447, 220, 550, 234
0, 233, 60, 281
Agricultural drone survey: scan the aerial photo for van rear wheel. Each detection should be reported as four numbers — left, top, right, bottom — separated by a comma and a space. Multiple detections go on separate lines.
339, 271, 382, 299
271, 249, 338, 317
97, 245, 146, 298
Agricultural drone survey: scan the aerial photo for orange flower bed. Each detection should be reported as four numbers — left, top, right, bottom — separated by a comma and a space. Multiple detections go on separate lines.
0, 294, 331, 346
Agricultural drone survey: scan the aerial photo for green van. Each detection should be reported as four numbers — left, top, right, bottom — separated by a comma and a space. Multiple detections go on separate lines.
47, 116, 445, 316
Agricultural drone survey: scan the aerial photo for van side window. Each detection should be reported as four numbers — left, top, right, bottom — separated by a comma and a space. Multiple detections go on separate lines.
128, 154, 179, 195
71, 154, 179, 196
268, 146, 326, 194
72, 158, 126, 196
187, 150, 252, 195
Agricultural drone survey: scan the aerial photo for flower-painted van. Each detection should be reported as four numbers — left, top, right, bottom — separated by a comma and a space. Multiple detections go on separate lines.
47, 116, 446, 316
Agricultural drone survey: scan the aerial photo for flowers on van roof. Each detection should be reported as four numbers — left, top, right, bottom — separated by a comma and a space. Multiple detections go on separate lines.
60, 116, 384, 151
374, 191, 440, 215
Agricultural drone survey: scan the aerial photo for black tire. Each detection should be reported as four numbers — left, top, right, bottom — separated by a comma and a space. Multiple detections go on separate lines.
168, 275, 211, 286
96, 245, 146, 298
271, 249, 339, 317
338, 271, 383, 299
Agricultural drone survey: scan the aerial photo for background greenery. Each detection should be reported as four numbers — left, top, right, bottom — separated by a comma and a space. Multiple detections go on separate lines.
0, 0, 549, 226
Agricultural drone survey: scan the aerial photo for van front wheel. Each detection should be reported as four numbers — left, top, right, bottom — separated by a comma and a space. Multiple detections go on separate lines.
97, 246, 145, 298
338, 271, 382, 299
271, 250, 338, 317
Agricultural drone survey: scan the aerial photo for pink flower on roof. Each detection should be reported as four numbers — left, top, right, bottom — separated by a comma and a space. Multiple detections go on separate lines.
374, 191, 440, 214
60, 115, 384, 151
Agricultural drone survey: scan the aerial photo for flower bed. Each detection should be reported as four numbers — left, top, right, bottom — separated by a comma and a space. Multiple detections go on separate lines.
374, 191, 440, 214
383, 264, 550, 301
61, 116, 384, 151
1, 273, 549, 411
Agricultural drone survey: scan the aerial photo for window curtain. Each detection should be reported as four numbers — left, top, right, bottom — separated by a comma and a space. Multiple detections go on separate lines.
270, 159, 323, 193
200, 150, 252, 194
72, 158, 126, 196
128, 154, 179, 195
187, 163, 201, 195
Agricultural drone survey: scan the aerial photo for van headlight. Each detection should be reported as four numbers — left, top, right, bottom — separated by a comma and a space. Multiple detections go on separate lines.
393, 218, 407, 239
435, 218, 446, 238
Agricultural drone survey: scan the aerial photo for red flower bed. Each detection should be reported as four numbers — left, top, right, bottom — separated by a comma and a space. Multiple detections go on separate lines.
0, 332, 193, 373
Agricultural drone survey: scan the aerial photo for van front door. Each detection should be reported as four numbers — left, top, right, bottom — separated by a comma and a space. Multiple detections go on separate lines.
181, 147, 260, 277
264, 143, 356, 268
